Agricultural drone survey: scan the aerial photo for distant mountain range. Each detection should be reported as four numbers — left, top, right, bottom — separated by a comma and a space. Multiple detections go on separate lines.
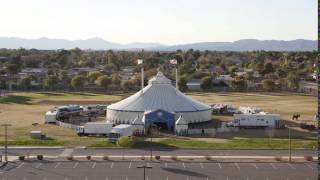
0, 37, 316, 51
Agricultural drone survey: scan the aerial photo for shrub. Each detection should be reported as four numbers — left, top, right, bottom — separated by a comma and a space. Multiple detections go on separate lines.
117, 136, 135, 148
205, 156, 212, 161
171, 156, 178, 161
67, 156, 73, 161
274, 156, 282, 161
103, 156, 109, 160
86, 155, 91, 160
155, 156, 160, 160
304, 156, 313, 161
37, 155, 43, 160
19, 156, 25, 161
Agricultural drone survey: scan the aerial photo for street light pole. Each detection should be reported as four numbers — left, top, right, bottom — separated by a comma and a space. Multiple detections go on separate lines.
137, 164, 152, 180
289, 127, 292, 163
1, 123, 11, 162
150, 122, 153, 161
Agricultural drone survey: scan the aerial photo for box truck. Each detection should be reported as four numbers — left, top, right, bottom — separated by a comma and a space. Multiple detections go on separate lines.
76, 122, 114, 136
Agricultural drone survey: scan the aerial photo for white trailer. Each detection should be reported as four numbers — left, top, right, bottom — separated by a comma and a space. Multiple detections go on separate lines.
227, 113, 281, 128
76, 122, 114, 136
109, 124, 134, 142
45, 110, 58, 123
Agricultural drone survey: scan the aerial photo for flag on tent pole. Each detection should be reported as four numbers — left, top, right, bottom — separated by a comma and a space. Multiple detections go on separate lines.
169, 59, 177, 65
136, 59, 143, 64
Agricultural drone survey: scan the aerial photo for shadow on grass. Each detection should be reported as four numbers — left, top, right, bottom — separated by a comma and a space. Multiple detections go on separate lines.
133, 140, 178, 150
0, 95, 33, 104
37, 92, 66, 96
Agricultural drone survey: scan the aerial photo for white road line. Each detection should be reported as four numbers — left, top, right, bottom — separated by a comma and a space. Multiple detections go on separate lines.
186, 176, 189, 180
252, 163, 258, 169
105, 178, 108, 180
305, 163, 314, 170
286, 178, 290, 180
22, 177, 27, 180
246, 178, 249, 180
54, 162, 61, 169
35, 163, 42, 168
182, 162, 186, 169
129, 161, 132, 168
287, 163, 295, 169
43, 177, 47, 180
110, 162, 114, 168
226, 177, 229, 180
125, 177, 128, 180
84, 177, 88, 180
218, 163, 222, 169
200, 162, 204, 169
17, 162, 24, 168
166, 177, 169, 180
266, 177, 269, 180
73, 162, 79, 169
270, 163, 276, 169
92, 162, 96, 169
165, 163, 167, 168
146, 176, 149, 180
234, 163, 240, 170
64, 177, 68, 180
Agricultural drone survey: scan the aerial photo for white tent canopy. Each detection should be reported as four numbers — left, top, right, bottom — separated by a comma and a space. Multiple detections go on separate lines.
107, 71, 212, 125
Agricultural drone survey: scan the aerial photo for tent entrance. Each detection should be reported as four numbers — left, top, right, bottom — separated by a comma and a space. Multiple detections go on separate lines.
144, 109, 175, 132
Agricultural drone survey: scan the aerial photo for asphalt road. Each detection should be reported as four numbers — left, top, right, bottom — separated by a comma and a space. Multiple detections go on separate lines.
0, 148, 316, 157
0, 161, 317, 180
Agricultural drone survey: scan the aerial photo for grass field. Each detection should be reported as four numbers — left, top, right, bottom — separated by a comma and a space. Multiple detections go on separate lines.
0, 91, 317, 149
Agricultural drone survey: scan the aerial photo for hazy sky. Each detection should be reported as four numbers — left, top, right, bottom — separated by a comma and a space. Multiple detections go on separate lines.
0, 0, 317, 45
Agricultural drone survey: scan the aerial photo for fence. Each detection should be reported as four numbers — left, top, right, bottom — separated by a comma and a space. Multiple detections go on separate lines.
55, 120, 79, 130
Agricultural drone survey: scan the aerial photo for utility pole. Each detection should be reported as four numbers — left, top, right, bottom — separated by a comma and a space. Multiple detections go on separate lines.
137, 164, 152, 180
150, 122, 153, 161
1, 123, 11, 162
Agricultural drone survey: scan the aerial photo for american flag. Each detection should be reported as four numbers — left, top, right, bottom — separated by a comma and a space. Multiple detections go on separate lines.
169, 59, 177, 65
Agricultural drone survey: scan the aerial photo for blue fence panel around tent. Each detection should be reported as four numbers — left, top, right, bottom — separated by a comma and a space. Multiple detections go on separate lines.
144, 109, 175, 131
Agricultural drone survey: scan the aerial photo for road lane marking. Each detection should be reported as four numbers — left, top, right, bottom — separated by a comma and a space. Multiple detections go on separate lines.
186, 176, 189, 180
43, 177, 47, 180
218, 163, 222, 169
129, 161, 132, 168
92, 162, 96, 169
146, 176, 148, 180
110, 162, 114, 168
64, 177, 68, 180
252, 163, 258, 169
22, 177, 27, 180
234, 163, 240, 170
200, 162, 204, 168
246, 178, 249, 180
165, 163, 167, 168
166, 177, 168, 180
54, 162, 61, 168
266, 177, 269, 180
305, 163, 313, 170
84, 177, 88, 180
182, 162, 186, 169
270, 163, 276, 169
125, 177, 128, 180
35, 163, 42, 168
226, 177, 229, 180
286, 178, 290, 180
287, 163, 295, 169
73, 162, 79, 169
17, 162, 24, 168
105, 178, 108, 180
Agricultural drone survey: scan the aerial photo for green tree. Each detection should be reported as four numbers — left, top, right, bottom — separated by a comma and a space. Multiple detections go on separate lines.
286, 72, 299, 90
178, 76, 188, 91
18, 76, 32, 90
5, 63, 21, 74
230, 79, 247, 91
111, 73, 121, 87
261, 79, 275, 91
200, 76, 213, 90
71, 75, 87, 89
95, 75, 111, 89
264, 62, 274, 74
121, 80, 133, 91
88, 71, 103, 83
44, 75, 59, 90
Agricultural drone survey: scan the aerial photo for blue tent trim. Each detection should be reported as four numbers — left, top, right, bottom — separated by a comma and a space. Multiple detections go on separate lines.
144, 109, 175, 131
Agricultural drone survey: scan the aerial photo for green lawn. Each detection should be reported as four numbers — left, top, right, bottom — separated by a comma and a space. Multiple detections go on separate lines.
0, 91, 316, 149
